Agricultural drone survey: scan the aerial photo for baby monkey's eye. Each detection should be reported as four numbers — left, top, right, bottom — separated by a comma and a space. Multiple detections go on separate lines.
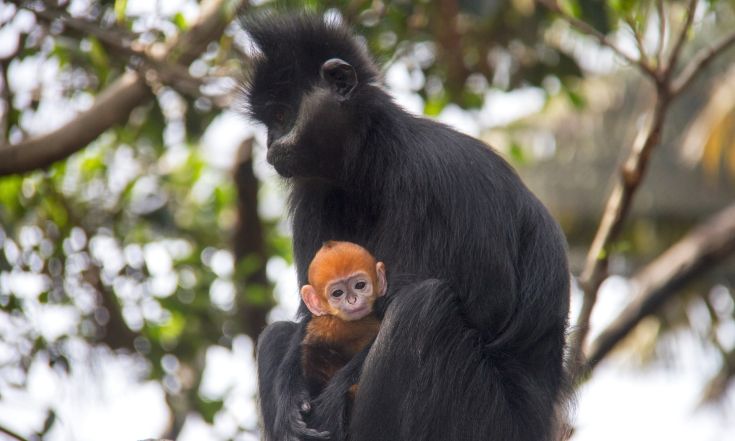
355, 281, 366, 290
331, 289, 344, 298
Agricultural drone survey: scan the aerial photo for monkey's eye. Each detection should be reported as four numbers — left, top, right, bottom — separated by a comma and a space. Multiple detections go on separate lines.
273, 110, 286, 124
354, 281, 366, 290
331, 289, 344, 298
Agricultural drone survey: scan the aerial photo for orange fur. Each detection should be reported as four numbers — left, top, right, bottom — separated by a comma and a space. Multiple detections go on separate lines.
308, 241, 378, 301
304, 314, 381, 355
301, 241, 383, 398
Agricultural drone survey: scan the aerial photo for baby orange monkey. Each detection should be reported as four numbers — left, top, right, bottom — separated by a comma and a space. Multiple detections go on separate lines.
300, 241, 387, 397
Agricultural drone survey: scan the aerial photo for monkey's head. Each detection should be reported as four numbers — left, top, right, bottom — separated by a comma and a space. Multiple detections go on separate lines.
301, 241, 387, 321
243, 14, 380, 179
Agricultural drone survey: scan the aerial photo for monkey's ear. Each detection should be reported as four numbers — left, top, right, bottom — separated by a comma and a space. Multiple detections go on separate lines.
376, 262, 387, 297
301, 285, 328, 316
320, 58, 357, 98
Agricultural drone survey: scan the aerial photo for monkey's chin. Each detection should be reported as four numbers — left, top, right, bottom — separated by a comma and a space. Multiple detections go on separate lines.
344, 306, 370, 321
266, 150, 294, 178
272, 162, 294, 178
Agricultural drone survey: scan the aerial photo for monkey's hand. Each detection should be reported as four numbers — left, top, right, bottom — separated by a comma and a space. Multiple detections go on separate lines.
307, 344, 371, 441
274, 390, 331, 441
257, 321, 330, 441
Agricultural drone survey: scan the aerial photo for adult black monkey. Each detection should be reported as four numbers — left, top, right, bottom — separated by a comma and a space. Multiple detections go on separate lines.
245, 13, 570, 441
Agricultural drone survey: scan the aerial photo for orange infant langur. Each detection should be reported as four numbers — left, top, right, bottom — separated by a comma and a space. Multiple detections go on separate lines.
300, 241, 387, 397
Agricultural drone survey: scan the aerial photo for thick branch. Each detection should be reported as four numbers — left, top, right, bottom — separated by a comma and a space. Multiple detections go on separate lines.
233, 138, 274, 343
0, 0, 242, 176
582, 203, 735, 374
563, 0, 731, 379
0, 72, 149, 175
569, 90, 670, 379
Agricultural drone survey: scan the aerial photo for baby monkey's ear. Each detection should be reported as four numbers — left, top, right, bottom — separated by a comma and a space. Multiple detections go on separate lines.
376, 262, 387, 297
301, 285, 328, 316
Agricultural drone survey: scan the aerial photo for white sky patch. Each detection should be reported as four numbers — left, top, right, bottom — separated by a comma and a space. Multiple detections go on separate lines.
479, 87, 546, 128
267, 259, 300, 322
144, 242, 174, 276
437, 104, 480, 137
201, 111, 257, 170
574, 334, 735, 441
0, 347, 169, 441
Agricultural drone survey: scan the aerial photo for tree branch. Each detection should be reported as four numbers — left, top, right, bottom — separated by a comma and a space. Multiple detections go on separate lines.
670, 31, 735, 97
656, 0, 666, 69
538, 0, 658, 79
0, 0, 243, 176
665, 0, 698, 79
233, 138, 275, 343
0, 423, 30, 441
0, 71, 149, 175
581, 203, 735, 375
569, 90, 670, 379
29, 7, 222, 104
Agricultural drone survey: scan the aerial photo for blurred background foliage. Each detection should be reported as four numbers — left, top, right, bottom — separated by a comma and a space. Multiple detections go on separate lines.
1, 0, 735, 440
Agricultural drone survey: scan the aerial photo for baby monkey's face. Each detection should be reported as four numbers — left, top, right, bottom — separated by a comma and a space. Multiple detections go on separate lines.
324, 271, 378, 321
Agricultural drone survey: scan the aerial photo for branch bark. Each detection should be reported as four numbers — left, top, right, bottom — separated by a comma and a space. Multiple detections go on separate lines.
233, 138, 275, 343
671, 31, 735, 97
581, 203, 735, 375
538, 0, 657, 79
0, 424, 29, 441
0, 0, 242, 176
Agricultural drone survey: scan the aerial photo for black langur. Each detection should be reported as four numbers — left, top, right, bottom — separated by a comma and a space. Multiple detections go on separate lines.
244, 13, 570, 441
300, 241, 386, 398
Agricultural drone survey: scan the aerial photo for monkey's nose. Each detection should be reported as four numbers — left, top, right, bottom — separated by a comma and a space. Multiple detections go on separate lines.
347, 295, 357, 304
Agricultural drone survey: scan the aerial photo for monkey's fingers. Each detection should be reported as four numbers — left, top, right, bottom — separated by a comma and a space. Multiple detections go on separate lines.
291, 411, 331, 440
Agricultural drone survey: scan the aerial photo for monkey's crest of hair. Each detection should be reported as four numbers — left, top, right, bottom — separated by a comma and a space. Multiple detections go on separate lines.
241, 13, 379, 120
308, 241, 378, 289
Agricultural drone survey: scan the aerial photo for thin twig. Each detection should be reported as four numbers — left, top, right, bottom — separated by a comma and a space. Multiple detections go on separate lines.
670, 31, 735, 97
0, 424, 30, 441
0, 31, 28, 145
656, 0, 666, 69
538, 0, 657, 79
581, 203, 735, 375
28, 6, 225, 104
665, 0, 698, 78
625, 16, 648, 67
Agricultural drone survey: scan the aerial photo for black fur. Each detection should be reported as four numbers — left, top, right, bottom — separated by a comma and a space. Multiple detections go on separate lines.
244, 13, 570, 441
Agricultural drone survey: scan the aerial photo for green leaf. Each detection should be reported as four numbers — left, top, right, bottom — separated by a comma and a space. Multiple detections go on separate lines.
88, 37, 110, 85
579, 0, 610, 34
424, 95, 448, 116
509, 142, 527, 165
565, 87, 586, 110
114, 0, 128, 23
0, 176, 22, 212
159, 310, 186, 342
197, 397, 224, 424
173, 12, 188, 30
50, 43, 70, 68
